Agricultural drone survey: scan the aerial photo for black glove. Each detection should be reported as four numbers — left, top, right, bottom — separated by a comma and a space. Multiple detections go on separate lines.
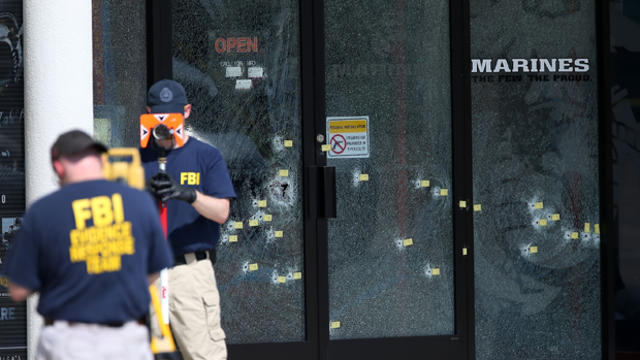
147, 172, 197, 204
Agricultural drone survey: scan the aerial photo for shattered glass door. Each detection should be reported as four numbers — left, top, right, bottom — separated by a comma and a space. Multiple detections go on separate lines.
324, 0, 454, 339
173, 0, 304, 344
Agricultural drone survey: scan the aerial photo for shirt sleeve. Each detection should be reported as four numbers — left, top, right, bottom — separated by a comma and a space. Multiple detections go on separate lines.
5, 212, 42, 292
203, 148, 237, 200
144, 194, 174, 274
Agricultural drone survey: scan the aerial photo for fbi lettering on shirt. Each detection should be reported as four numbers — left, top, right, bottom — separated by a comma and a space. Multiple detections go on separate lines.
68, 193, 135, 274
180, 172, 200, 185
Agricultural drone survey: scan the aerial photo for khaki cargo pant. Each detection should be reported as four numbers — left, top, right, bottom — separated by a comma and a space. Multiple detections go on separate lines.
152, 257, 227, 360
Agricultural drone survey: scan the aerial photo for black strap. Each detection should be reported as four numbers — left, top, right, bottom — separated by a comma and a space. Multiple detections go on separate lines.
44, 317, 142, 328
174, 249, 216, 266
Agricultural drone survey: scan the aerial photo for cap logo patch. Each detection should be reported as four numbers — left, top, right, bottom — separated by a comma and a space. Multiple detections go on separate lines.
160, 87, 173, 103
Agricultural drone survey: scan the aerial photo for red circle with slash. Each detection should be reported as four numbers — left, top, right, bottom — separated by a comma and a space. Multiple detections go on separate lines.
330, 134, 347, 154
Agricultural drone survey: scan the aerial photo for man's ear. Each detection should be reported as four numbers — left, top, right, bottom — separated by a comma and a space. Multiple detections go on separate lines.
184, 104, 192, 119
52, 160, 65, 179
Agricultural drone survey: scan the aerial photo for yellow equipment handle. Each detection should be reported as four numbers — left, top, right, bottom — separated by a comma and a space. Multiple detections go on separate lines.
149, 284, 176, 354
102, 148, 145, 190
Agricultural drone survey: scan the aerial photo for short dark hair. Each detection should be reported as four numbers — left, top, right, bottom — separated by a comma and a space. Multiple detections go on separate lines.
51, 130, 108, 162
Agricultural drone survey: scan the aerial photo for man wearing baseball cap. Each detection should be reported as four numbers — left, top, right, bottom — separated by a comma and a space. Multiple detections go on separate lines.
5, 129, 173, 360
142, 79, 236, 360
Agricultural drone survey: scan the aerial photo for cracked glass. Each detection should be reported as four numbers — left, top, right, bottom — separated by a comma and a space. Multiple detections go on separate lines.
92, 0, 147, 147
173, 0, 304, 344
325, 0, 454, 339
470, 1, 602, 359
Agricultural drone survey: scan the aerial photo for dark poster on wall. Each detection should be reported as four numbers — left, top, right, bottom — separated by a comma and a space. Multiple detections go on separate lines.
0, 0, 27, 358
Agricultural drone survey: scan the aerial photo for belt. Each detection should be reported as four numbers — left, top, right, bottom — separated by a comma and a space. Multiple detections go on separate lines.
174, 249, 216, 266
44, 317, 144, 328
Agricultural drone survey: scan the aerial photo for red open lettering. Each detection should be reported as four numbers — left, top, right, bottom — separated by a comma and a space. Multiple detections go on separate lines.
215, 37, 259, 54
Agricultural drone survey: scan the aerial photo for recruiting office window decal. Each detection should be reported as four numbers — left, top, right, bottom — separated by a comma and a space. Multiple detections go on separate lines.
471, 57, 593, 83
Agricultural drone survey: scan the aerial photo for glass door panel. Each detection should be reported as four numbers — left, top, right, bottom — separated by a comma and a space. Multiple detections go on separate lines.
325, 0, 454, 340
172, 0, 305, 344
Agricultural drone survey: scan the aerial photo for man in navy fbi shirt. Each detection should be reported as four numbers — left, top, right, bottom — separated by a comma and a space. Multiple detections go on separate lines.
5, 130, 173, 360
142, 79, 236, 360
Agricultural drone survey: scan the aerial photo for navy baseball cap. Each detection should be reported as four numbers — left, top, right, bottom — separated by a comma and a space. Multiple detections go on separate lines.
147, 79, 189, 114
51, 130, 108, 161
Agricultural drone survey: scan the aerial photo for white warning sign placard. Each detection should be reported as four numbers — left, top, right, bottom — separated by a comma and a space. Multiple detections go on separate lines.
326, 116, 370, 159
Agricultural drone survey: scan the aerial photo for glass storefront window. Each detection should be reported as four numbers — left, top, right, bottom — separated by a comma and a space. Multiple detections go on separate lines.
470, 1, 602, 359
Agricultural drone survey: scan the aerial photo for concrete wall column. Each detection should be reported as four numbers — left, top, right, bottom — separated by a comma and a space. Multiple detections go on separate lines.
23, 0, 94, 358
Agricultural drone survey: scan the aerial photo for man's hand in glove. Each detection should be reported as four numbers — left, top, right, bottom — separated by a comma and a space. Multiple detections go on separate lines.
147, 172, 197, 204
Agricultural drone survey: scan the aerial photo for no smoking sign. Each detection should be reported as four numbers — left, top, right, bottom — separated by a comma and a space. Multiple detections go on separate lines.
326, 116, 370, 159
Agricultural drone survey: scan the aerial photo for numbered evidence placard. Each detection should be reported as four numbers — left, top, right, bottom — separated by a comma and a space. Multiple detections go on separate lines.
326, 116, 370, 159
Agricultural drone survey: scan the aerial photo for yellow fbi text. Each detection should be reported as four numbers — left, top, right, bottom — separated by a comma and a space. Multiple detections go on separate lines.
69, 193, 135, 275
180, 172, 200, 185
